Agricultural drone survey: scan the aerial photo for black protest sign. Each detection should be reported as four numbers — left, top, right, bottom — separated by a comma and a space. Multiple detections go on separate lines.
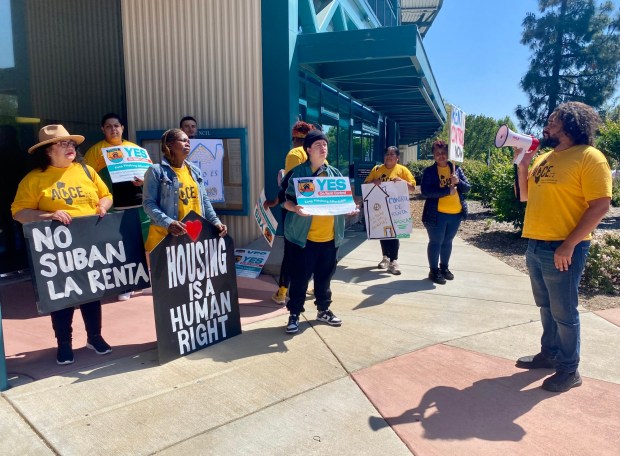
150, 211, 241, 364
22, 209, 150, 314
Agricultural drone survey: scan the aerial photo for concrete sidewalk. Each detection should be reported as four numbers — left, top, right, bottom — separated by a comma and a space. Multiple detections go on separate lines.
1, 229, 619, 455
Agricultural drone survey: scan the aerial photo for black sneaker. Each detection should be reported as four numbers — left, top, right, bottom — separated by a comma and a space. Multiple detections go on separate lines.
428, 268, 446, 285
56, 343, 74, 365
516, 353, 555, 369
86, 335, 112, 355
316, 309, 342, 326
286, 314, 300, 333
542, 370, 582, 392
440, 267, 454, 280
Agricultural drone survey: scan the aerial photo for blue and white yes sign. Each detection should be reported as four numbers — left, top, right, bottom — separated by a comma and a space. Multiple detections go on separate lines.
293, 177, 356, 215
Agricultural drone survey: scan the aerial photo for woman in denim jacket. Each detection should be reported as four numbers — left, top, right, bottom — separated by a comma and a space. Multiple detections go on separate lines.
142, 128, 226, 252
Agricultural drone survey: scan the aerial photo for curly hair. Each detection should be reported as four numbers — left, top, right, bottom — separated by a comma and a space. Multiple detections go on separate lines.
291, 121, 314, 139
553, 102, 601, 146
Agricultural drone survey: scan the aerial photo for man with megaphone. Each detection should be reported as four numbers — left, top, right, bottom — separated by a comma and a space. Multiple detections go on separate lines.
512, 102, 612, 393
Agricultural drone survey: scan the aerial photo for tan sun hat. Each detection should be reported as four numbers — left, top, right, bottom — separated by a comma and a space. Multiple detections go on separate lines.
28, 124, 85, 154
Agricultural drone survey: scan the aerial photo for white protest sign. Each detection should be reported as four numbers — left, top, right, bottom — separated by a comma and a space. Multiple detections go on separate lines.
188, 139, 225, 202
449, 107, 466, 162
102, 145, 153, 183
362, 180, 412, 239
293, 176, 357, 216
234, 249, 270, 279
254, 189, 278, 247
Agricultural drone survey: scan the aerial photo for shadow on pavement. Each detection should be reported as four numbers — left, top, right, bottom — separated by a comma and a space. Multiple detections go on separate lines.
368, 369, 551, 442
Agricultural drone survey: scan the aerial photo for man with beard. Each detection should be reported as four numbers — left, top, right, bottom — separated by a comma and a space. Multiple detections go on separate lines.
513, 102, 612, 393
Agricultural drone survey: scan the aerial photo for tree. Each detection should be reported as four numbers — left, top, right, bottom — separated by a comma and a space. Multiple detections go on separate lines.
516, 0, 620, 133
596, 118, 620, 165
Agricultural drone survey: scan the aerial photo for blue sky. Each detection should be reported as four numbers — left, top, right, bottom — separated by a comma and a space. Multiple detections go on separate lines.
423, 0, 620, 123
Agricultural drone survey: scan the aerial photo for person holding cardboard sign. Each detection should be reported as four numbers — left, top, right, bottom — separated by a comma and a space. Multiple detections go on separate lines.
12, 124, 114, 365
364, 145, 416, 275
142, 128, 226, 253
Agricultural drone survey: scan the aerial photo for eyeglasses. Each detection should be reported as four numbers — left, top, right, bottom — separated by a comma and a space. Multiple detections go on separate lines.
56, 140, 77, 149
384, 153, 398, 156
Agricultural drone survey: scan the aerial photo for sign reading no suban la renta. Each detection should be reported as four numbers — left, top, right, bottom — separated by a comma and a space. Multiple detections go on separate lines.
23, 210, 150, 314
149, 211, 242, 364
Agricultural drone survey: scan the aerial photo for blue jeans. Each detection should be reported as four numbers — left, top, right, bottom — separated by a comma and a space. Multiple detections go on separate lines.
525, 239, 590, 373
425, 212, 461, 269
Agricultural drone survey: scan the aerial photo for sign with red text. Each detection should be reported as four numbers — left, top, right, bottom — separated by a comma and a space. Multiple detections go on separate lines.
22, 210, 150, 314
449, 107, 466, 162
149, 211, 241, 364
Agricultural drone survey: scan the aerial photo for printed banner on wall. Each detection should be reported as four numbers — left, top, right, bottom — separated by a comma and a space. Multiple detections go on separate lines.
234, 249, 270, 279
22, 210, 150, 314
293, 176, 356, 215
362, 181, 412, 239
188, 139, 225, 203
149, 211, 241, 364
254, 189, 278, 246
102, 145, 153, 183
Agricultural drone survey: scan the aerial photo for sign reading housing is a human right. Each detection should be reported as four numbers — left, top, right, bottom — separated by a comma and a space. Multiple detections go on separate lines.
150, 211, 241, 364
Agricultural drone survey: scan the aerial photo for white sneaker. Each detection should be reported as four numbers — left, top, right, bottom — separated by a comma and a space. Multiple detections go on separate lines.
140, 287, 153, 295
118, 292, 133, 301
378, 256, 389, 269
388, 261, 401, 275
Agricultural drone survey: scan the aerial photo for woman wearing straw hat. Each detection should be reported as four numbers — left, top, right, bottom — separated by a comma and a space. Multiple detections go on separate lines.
11, 125, 114, 365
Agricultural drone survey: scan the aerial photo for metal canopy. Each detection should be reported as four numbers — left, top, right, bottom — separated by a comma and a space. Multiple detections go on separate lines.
297, 24, 446, 144
400, 0, 444, 37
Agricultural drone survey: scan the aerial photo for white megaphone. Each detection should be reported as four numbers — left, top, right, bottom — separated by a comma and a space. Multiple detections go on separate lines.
494, 125, 540, 164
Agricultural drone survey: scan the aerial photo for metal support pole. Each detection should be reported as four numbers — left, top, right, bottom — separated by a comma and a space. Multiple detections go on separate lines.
0, 303, 9, 391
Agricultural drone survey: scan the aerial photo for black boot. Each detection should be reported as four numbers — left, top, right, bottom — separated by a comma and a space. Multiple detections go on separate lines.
81, 301, 112, 355
428, 268, 446, 285
440, 264, 454, 280
51, 308, 75, 365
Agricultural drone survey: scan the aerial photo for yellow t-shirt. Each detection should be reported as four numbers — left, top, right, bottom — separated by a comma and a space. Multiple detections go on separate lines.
436, 165, 462, 214
284, 146, 307, 173
307, 167, 335, 242
364, 163, 416, 186
522, 145, 612, 241
284, 146, 328, 173
11, 163, 111, 217
145, 164, 202, 252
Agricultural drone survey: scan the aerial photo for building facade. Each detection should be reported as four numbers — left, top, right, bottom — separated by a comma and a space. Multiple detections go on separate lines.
0, 0, 445, 274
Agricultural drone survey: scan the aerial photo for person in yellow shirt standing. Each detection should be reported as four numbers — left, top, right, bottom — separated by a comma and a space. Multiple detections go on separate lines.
365, 146, 416, 275
421, 140, 471, 284
12, 125, 114, 365
513, 102, 611, 393
84, 113, 150, 300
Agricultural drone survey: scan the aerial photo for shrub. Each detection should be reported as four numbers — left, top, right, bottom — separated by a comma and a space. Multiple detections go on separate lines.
461, 160, 494, 204
406, 160, 433, 184
612, 177, 620, 207
581, 233, 620, 295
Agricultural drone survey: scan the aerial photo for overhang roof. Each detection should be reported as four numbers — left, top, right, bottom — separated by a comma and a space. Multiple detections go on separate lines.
400, 0, 444, 37
297, 25, 446, 144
